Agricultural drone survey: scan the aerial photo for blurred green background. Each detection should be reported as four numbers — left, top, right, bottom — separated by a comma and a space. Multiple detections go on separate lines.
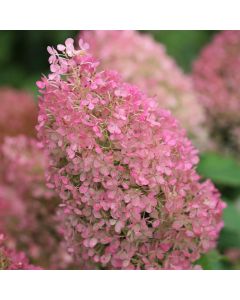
1, 30, 240, 270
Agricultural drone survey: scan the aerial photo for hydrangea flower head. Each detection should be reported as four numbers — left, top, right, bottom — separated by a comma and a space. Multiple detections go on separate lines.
0, 232, 41, 270
0, 135, 72, 269
37, 38, 225, 269
193, 30, 240, 157
78, 30, 208, 149
0, 87, 37, 143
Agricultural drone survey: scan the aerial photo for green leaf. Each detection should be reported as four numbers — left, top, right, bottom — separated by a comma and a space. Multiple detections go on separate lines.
197, 152, 240, 187
219, 229, 240, 250
218, 198, 240, 249
197, 250, 224, 270
223, 203, 240, 232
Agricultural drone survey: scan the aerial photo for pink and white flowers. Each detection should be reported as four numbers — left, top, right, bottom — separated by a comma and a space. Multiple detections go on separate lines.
0, 87, 37, 143
0, 135, 72, 269
0, 232, 41, 270
193, 30, 240, 157
37, 38, 225, 269
78, 30, 208, 149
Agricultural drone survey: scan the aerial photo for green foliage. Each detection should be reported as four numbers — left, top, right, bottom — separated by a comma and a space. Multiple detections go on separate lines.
223, 202, 240, 232
219, 198, 240, 251
198, 153, 240, 187
219, 229, 240, 250
196, 250, 224, 270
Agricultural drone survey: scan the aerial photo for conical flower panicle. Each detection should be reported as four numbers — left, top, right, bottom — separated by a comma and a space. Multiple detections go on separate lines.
37, 38, 225, 269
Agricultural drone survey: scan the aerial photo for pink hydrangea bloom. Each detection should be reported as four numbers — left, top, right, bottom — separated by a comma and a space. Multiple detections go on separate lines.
37, 38, 225, 270
78, 30, 208, 150
0, 135, 73, 269
0, 232, 41, 270
193, 30, 240, 157
0, 87, 37, 143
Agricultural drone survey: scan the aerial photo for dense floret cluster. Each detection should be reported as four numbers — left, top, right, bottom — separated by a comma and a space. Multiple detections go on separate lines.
37, 38, 225, 270
193, 30, 240, 157
0, 232, 41, 270
0, 87, 37, 143
78, 30, 208, 149
0, 135, 72, 269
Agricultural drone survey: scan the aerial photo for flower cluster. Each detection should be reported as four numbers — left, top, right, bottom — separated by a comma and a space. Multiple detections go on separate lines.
0, 232, 41, 270
37, 38, 225, 270
0, 87, 37, 143
78, 30, 208, 149
0, 135, 72, 269
193, 31, 240, 157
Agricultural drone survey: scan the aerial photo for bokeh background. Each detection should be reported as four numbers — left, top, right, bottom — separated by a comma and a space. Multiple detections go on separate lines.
0, 31, 217, 95
1, 30, 240, 269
